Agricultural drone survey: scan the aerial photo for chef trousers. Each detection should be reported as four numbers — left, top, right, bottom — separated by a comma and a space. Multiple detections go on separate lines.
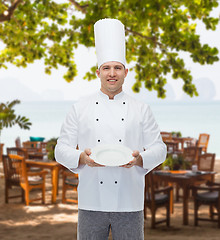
77, 209, 144, 240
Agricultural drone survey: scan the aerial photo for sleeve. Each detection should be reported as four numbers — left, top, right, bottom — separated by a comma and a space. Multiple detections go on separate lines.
139, 105, 167, 173
55, 105, 83, 172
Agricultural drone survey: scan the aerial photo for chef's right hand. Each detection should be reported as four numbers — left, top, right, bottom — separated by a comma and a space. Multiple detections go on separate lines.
79, 148, 104, 167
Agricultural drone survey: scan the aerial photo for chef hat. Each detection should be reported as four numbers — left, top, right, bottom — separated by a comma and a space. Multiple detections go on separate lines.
94, 18, 126, 68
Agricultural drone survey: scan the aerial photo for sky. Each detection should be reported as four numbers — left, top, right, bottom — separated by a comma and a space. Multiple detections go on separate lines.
0, 5, 220, 103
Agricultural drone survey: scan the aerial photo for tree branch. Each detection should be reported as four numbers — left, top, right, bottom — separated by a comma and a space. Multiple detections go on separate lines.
68, 0, 88, 14
0, 0, 23, 22
125, 27, 163, 48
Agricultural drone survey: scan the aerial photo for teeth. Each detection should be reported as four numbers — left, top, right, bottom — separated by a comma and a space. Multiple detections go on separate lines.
109, 80, 116, 82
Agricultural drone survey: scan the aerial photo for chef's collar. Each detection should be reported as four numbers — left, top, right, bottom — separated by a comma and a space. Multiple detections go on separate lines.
98, 90, 125, 100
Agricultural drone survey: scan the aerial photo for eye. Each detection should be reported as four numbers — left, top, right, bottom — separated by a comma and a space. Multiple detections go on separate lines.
115, 65, 122, 70
103, 66, 109, 70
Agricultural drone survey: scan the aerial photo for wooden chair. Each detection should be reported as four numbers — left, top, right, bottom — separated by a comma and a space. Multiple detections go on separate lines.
40, 142, 48, 151
144, 171, 173, 228
196, 153, 216, 185
15, 137, 22, 148
166, 141, 179, 154
8, 154, 48, 205
198, 153, 215, 172
7, 147, 43, 171
183, 146, 202, 167
62, 169, 78, 204
187, 153, 216, 205
192, 181, 220, 227
22, 141, 47, 160
175, 146, 202, 201
22, 141, 42, 154
197, 133, 210, 153
161, 132, 173, 142
161, 132, 179, 154
0, 143, 4, 162
7, 147, 28, 158
2, 155, 25, 203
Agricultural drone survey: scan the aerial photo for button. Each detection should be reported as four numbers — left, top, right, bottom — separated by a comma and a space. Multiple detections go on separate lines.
122, 118, 124, 121
100, 181, 103, 184
115, 181, 118, 184
119, 139, 122, 142
123, 102, 125, 104
96, 102, 98, 104
98, 139, 101, 142
96, 119, 99, 121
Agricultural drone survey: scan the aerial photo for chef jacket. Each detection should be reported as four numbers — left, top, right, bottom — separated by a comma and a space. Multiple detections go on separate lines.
55, 90, 167, 212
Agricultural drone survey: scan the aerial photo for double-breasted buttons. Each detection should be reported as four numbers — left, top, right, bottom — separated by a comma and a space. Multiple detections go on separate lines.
95, 98, 126, 146
95, 101, 101, 143
95, 110, 100, 141
118, 101, 126, 142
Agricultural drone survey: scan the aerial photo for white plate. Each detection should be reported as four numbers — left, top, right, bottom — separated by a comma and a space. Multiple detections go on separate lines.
90, 144, 133, 167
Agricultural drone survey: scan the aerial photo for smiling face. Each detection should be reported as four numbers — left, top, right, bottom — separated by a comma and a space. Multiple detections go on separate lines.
96, 61, 128, 99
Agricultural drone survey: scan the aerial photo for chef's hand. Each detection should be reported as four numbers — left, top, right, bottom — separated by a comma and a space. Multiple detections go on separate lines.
79, 148, 104, 167
121, 151, 143, 168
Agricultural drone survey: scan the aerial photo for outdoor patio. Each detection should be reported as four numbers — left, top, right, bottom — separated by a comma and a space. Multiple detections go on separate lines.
0, 160, 220, 240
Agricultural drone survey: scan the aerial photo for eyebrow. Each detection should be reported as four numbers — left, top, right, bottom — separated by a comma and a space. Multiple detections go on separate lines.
101, 65, 123, 69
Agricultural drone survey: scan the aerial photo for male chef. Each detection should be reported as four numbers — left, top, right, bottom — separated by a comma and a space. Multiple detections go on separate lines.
55, 18, 167, 240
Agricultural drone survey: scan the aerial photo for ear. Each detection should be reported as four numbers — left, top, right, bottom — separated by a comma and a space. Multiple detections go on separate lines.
96, 69, 100, 78
124, 68, 128, 77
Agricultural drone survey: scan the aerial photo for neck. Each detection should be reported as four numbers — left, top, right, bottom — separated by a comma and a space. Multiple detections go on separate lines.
100, 89, 123, 100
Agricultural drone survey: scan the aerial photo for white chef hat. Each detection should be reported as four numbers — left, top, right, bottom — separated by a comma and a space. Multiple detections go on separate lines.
94, 18, 126, 68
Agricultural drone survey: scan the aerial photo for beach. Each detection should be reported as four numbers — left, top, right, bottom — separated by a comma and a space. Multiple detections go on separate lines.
0, 159, 220, 240
1, 100, 220, 158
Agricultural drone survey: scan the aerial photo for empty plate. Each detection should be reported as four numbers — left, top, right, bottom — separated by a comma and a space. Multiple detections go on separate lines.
90, 144, 133, 166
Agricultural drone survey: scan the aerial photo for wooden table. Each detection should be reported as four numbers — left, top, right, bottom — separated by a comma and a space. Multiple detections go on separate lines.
154, 170, 216, 225
26, 160, 61, 203
27, 152, 45, 160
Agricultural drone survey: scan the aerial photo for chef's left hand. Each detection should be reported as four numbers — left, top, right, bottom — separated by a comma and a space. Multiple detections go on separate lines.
121, 150, 143, 168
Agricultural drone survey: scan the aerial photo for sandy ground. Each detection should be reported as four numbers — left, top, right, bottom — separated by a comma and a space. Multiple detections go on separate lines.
0, 160, 220, 240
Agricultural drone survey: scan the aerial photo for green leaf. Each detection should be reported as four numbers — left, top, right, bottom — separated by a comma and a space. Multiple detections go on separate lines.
0, 100, 32, 134
0, 0, 219, 98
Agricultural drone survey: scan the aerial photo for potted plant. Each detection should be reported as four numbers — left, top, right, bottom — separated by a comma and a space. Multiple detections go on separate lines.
46, 137, 58, 161
0, 99, 32, 158
162, 153, 191, 170
171, 131, 182, 137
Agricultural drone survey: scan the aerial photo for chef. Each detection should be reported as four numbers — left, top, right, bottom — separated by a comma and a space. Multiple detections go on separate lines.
55, 18, 167, 240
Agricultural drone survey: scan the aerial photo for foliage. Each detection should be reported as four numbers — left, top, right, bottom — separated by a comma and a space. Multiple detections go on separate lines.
46, 137, 57, 161
162, 153, 191, 170
0, 100, 32, 138
171, 131, 182, 137
0, 0, 219, 98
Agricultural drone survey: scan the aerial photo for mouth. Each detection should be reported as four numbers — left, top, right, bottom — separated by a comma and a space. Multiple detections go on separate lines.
107, 79, 117, 82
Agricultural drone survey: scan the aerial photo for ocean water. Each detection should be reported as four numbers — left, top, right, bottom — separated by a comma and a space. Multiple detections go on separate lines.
1, 100, 220, 158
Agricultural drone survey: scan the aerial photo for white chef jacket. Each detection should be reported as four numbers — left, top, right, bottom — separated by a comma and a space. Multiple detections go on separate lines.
55, 90, 167, 212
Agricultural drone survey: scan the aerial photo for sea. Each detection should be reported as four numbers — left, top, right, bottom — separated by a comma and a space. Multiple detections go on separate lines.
1, 100, 220, 158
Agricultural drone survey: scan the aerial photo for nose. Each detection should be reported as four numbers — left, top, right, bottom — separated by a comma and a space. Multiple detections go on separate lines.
109, 67, 116, 77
